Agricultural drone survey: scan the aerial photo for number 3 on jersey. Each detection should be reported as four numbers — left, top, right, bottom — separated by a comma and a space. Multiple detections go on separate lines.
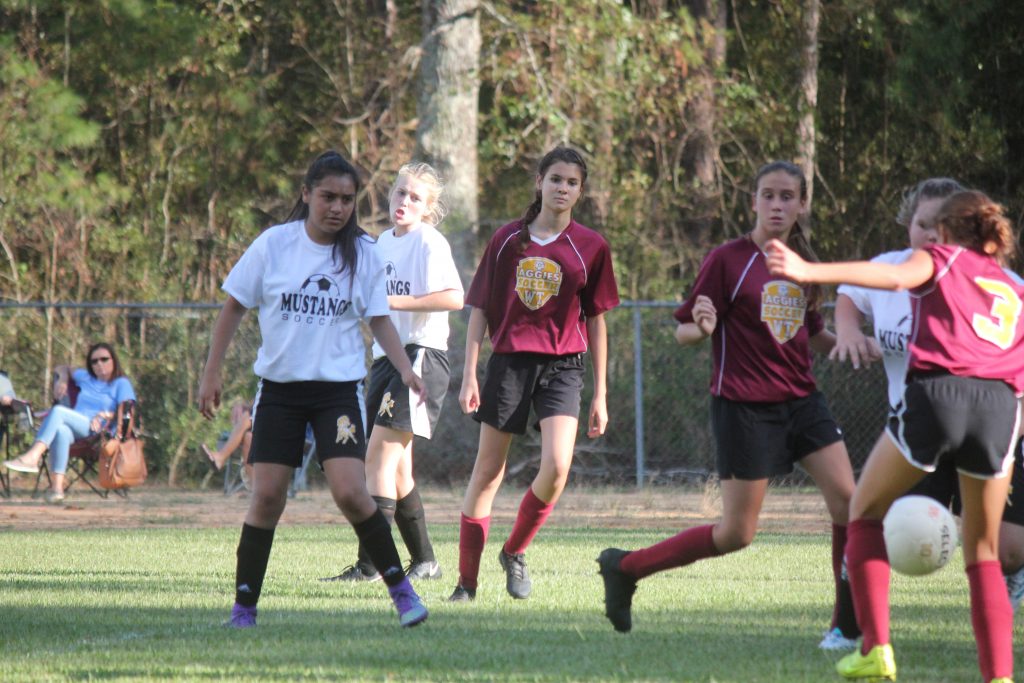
973, 277, 1023, 350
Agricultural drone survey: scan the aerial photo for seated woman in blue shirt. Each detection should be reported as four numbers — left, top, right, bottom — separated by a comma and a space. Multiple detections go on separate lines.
1, 342, 136, 502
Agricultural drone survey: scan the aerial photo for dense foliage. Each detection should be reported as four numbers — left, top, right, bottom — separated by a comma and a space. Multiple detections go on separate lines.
2, 0, 1021, 482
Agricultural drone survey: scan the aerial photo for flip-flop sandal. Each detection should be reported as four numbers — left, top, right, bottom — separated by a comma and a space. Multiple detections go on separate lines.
201, 444, 224, 471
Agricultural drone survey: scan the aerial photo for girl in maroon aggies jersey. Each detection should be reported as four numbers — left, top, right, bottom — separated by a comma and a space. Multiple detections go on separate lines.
597, 161, 859, 645
449, 147, 619, 602
767, 190, 1023, 683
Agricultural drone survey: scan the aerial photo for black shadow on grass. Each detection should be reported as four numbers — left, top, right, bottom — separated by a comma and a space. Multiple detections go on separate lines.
0, 600, 1007, 683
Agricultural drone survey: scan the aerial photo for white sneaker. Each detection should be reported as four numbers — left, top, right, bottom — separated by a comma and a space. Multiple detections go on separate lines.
44, 490, 66, 504
3, 457, 40, 474
1005, 566, 1024, 613
819, 627, 858, 651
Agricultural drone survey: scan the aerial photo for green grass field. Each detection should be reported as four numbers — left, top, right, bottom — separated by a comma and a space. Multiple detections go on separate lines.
2, 518, 1021, 681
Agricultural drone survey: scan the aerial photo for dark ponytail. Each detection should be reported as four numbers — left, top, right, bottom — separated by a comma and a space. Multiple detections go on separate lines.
753, 160, 821, 310
516, 146, 588, 251
286, 150, 366, 284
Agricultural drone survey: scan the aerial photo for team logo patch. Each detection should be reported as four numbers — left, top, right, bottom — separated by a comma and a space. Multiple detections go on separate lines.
760, 280, 807, 344
336, 415, 358, 445
378, 391, 395, 418
515, 257, 563, 310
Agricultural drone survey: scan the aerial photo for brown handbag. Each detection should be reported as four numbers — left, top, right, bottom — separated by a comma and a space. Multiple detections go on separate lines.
98, 401, 147, 489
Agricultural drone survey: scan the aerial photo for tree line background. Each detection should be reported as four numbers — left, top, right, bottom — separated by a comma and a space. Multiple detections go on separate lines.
1, 0, 1022, 485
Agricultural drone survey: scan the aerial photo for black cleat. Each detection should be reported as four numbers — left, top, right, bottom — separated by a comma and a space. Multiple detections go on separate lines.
405, 559, 443, 580
319, 562, 381, 583
498, 549, 532, 599
597, 548, 637, 633
448, 584, 476, 602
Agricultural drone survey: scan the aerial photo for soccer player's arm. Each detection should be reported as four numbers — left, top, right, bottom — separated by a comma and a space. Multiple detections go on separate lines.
389, 289, 464, 312
831, 294, 881, 368
586, 313, 608, 437
389, 240, 464, 312
766, 241, 934, 290
675, 295, 717, 346
369, 316, 425, 399
459, 307, 487, 414
199, 296, 247, 420
675, 249, 723, 345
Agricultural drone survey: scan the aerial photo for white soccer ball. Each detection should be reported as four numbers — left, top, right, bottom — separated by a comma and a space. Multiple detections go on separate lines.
883, 495, 958, 576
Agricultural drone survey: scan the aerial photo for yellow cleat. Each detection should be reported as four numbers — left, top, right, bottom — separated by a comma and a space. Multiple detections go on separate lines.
989, 678, 1014, 683
836, 644, 897, 681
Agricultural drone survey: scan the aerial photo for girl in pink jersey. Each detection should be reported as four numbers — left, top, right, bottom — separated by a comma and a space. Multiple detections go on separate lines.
449, 146, 619, 602
835, 178, 1024, 620
597, 161, 859, 647
767, 190, 1022, 683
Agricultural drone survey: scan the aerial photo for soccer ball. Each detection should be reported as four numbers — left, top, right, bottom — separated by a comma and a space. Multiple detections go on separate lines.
300, 273, 339, 298
883, 495, 958, 576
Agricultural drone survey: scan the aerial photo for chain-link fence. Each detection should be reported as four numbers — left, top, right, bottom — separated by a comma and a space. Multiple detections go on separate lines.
0, 301, 888, 490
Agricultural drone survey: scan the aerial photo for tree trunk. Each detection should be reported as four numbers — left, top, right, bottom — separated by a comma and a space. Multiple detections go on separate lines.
416, 0, 481, 274
682, 0, 725, 242
797, 0, 820, 226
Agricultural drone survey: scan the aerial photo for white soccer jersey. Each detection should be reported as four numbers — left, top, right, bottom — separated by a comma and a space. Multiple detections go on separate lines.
223, 220, 390, 382
370, 222, 464, 359
837, 249, 914, 409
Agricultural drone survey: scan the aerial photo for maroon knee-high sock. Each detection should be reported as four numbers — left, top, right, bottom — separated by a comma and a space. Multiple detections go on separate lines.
831, 523, 860, 637
619, 524, 720, 580
503, 488, 555, 555
457, 513, 490, 590
967, 560, 1014, 682
846, 519, 890, 653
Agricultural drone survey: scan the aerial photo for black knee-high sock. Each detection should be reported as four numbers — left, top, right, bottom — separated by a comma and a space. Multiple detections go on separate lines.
357, 496, 395, 569
235, 523, 275, 607
395, 488, 435, 563
353, 507, 404, 587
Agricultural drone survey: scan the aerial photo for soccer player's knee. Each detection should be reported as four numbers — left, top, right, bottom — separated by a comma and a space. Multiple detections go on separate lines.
717, 526, 756, 553
249, 490, 286, 521
1000, 545, 1024, 573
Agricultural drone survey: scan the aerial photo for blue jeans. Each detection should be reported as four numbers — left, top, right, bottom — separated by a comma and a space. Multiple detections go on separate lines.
35, 405, 93, 475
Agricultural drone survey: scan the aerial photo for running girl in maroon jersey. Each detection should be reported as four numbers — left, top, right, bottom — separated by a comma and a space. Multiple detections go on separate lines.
449, 146, 619, 602
767, 190, 1023, 683
597, 161, 858, 646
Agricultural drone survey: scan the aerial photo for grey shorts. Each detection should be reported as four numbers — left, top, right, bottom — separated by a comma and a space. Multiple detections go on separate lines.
888, 373, 1019, 479
366, 345, 450, 439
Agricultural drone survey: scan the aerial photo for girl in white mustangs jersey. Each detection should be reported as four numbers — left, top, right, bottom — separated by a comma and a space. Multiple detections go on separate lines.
199, 151, 429, 629
323, 162, 464, 583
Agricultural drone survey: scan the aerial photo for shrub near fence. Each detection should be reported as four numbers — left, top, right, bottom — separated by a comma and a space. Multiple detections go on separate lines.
0, 302, 888, 489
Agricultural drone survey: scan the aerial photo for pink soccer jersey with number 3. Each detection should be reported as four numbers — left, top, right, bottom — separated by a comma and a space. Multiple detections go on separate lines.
909, 243, 1024, 394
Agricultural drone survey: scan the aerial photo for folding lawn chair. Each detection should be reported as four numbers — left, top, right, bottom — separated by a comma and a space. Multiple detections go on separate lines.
32, 377, 138, 500
1, 370, 35, 498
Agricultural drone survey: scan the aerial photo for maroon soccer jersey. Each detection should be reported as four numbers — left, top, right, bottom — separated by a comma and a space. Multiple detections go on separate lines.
909, 244, 1024, 394
675, 236, 825, 402
466, 220, 620, 355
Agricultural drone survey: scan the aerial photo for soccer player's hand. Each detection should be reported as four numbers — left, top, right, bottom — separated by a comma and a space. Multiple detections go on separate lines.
401, 369, 427, 405
198, 374, 222, 420
830, 328, 882, 369
459, 376, 480, 414
691, 295, 717, 337
587, 396, 608, 438
765, 239, 811, 282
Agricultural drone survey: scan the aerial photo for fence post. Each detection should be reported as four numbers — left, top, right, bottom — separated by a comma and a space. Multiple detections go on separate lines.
633, 303, 645, 488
